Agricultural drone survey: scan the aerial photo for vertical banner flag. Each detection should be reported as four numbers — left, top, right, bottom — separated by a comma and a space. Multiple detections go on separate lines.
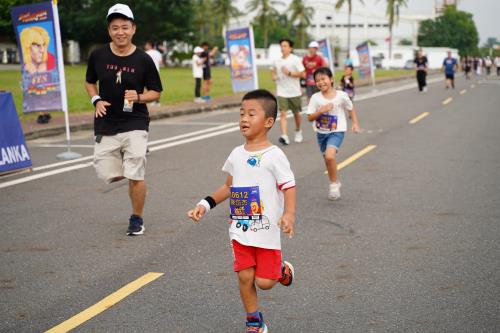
356, 42, 374, 80
226, 26, 258, 92
317, 39, 334, 74
0, 92, 32, 174
11, 2, 63, 113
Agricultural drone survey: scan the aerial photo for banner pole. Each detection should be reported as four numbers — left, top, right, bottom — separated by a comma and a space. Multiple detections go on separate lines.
249, 25, 259, 89
52, 0, 81, 160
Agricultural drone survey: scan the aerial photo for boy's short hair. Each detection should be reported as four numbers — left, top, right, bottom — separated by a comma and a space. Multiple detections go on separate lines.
313, 67, 334, 81
345, 65, 354, 70
279, 38, 294, 48
242, 89, 278, 121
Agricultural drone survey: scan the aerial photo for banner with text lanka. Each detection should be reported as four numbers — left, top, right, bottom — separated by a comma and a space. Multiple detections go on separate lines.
356, 42, 373, 80
226, 26, 258, 92
11, 1, 63, 113
0, 92, 32, 174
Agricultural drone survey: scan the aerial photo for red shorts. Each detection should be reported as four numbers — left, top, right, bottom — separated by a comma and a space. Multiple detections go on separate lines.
231, 240, 282, 280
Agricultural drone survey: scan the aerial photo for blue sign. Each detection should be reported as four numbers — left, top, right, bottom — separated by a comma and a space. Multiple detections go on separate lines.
317, 39, 334, 73
11, 1, 63, 113
356, 42, 372, 80
226, 27, 258, 92
0, 92, 32, 173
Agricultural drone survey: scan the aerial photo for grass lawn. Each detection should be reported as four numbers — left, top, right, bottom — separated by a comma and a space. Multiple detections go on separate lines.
1, 65, 413, 119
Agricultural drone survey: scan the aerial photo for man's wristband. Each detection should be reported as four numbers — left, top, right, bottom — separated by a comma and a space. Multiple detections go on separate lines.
197, 196, 216, 212
91, 95, 102, 107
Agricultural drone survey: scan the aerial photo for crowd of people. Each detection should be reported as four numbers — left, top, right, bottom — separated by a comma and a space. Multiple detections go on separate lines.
413, 49, 500, 93
85, 4, 363, 333
462, 55, 500, 78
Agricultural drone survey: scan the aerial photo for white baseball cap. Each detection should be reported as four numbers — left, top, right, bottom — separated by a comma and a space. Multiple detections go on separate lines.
107, 3, 134, 21
193, 46, 204, 54
308, 41, 319, 48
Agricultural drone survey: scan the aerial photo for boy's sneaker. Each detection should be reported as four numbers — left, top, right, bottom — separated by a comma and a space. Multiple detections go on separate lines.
328, 181, 341, 201
202, 95, 211, 101
246, 312, 268, 333
279, 134, 290, 145
127, 215, 145, 236
294, 129, 303, 143
279, 261, 294, 287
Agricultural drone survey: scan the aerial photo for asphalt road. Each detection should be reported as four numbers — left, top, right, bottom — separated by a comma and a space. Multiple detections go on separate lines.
1, 75, 499, 333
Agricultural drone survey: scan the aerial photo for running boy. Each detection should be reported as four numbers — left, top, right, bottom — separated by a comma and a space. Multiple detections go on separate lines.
187, 89, 296, 333
339, 65, 355, 100
307, 67, 360, 200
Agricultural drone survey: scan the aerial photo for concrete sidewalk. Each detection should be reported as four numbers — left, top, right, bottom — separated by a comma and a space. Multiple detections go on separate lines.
21, 73, 426, 140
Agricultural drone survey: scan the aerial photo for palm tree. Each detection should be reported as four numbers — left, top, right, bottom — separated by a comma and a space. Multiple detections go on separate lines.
246, 0, 284, 48
383, 0, 408, 60
335, 0, 364, 55
288, 0, 315, 48
212, 0, 242, 31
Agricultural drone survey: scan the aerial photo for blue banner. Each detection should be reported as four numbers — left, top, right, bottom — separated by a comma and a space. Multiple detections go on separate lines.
11, 2, 63, 113
317, 39, 334, 74
226, 27, 258, 92
356, 42, 372, 80
0, 92, 32, 173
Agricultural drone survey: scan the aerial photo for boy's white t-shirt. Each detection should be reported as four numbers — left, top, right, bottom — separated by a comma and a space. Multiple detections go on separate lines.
307, 90, 353, 134
192, 54, 203, 78
222, 145, 295, 250
273, 54, 306, 98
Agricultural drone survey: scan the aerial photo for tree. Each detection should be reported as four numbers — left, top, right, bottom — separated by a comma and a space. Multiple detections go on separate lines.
2, 0, 195, 56
252, 13, 300, 48
382, 0, 408, 60
288, 0, 314, 48
212, 0, 242, 30
246, 0, 283, 48
335, 0, 364, 54
418, 5, 479, 56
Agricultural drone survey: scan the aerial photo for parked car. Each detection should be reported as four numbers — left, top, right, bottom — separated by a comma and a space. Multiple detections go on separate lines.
404, 59, 414, 70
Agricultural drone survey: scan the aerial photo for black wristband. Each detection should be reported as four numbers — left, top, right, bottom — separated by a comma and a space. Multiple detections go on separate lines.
93, 98, 102, 107
204, 196, 216, 209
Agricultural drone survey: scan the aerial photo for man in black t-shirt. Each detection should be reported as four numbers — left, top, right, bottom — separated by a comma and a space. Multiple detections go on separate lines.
85, 3, 162, 236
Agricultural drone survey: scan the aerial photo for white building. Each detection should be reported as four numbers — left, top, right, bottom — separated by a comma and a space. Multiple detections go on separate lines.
304, 0, 434, 59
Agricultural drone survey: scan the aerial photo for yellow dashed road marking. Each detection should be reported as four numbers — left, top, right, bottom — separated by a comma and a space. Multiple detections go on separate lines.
45, 272, 164, 333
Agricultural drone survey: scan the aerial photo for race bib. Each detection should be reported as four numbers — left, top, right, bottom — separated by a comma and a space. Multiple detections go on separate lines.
316, 114, 338, 131
230, 186, 269, 232
230, 186, 262, 219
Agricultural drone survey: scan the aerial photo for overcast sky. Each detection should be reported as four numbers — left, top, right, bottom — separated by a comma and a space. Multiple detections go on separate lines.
235, 0, 498, 45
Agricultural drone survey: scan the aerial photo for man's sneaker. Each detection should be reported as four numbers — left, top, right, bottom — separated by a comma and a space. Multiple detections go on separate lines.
294, 129, 303, 143
328, 181, 341, 200
279, 134, 290, 145
246, 312, 268, 333
127, 215, 145, 236
279, 261, 294, 287
194, 97, 205, 103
